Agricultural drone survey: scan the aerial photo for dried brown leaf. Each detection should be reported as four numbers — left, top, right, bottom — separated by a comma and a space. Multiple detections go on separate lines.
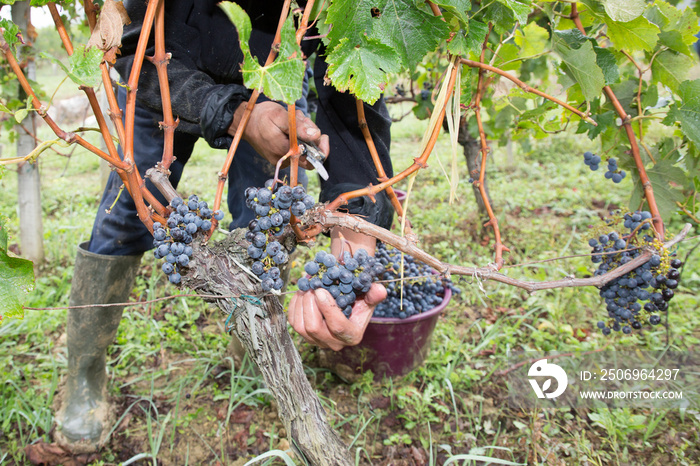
87, 0, 130, 54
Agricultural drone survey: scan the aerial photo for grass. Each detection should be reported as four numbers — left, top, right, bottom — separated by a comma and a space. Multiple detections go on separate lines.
0, 78, 699, 465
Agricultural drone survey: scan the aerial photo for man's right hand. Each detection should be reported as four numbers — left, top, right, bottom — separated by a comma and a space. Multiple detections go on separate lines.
228, 101, 329, 169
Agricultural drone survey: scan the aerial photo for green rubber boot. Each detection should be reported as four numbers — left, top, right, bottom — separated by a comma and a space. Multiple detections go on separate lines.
55, 242, 142, 453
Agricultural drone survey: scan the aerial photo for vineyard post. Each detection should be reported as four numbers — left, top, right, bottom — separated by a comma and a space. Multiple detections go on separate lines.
13, 0, 44, 265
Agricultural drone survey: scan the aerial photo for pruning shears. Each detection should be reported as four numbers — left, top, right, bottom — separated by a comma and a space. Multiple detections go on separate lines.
299, 140, 329, 180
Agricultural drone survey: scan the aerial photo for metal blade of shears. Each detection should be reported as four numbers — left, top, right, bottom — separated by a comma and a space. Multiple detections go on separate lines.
299, 141, 329, 180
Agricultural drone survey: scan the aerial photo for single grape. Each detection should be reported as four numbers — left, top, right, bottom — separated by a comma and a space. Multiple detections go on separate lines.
297, 277, 311, 291
257, 188, 272, 204
305, 261, 320, 276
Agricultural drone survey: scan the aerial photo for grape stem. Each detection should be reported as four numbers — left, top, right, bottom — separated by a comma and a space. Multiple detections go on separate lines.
316, 210, 692, 293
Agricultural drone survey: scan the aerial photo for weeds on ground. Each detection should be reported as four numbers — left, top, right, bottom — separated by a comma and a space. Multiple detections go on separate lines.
0, 106, 698, 464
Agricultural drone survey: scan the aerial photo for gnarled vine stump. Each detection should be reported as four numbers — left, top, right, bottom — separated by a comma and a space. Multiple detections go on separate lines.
183, 230, 351, 466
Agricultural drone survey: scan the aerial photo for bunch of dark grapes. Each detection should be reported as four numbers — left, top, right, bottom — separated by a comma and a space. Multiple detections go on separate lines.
298, 249, 385, 317
590, 211, 682, 335
583, 151, 601, 171
152, 195, 224, 284
373, 243, 459, 319
244, 179, 316, 292
584, 151, 627, 184
394, 84, 406, 97
603, 157, 626, 184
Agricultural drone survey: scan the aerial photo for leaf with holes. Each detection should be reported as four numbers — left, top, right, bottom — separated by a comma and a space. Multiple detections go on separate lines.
372, 0, 449, 71
327, 36, 401, 104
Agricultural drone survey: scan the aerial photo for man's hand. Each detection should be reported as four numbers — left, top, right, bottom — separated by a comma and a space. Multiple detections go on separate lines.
288, 284, 387, 351
229, 101, 329, 169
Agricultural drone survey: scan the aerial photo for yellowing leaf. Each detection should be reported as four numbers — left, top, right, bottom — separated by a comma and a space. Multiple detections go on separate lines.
514, 22, 549, 56
601, 0, 646, 22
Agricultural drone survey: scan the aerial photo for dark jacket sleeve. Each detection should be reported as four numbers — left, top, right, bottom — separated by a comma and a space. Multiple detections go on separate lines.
115, 0, 251, 147
313, 56, 395, 230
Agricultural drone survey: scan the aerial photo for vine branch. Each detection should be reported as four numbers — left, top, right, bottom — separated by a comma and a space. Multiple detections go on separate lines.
315, 210, 692, 293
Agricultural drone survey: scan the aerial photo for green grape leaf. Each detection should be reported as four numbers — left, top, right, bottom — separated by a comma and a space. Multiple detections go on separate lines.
592, 46, 619, 85
483, 2, 518, 33
448, 19, 489, 59
604, 15, 659, 52
600, 0, 645, 22
657, 30, 692, 56
641, 83, 658, 109
630, 159, 686, 223
493, 43, 521, 71
14, 108, 28, 123
372, 0, 449, 71
241, 55, 305, 104
42, 45, 103, 88
666, 80, 700, 148
514, 22, 549, 56
553, 28, 587, 49
0, 18, 21, 49
220, 2, 304, 104
553, 32, 605, 102
221, 1, 251, 42
577, 110, 616, 140
496, 0, 531, 25
326, 0, 450, 73
327, 36, 401, 104
430, 0, 471, 28
645, 1, 700, 49
325, 0, 376, 49
0, 218, 35, 324
651, 50, 694, 95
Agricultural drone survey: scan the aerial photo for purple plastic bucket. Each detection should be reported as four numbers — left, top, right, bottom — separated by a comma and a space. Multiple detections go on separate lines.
320, 287, 452, 380
393, 189, 407, 204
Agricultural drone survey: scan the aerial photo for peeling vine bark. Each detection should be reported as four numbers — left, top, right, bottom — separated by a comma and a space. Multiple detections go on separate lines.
182, 230, 352, 466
